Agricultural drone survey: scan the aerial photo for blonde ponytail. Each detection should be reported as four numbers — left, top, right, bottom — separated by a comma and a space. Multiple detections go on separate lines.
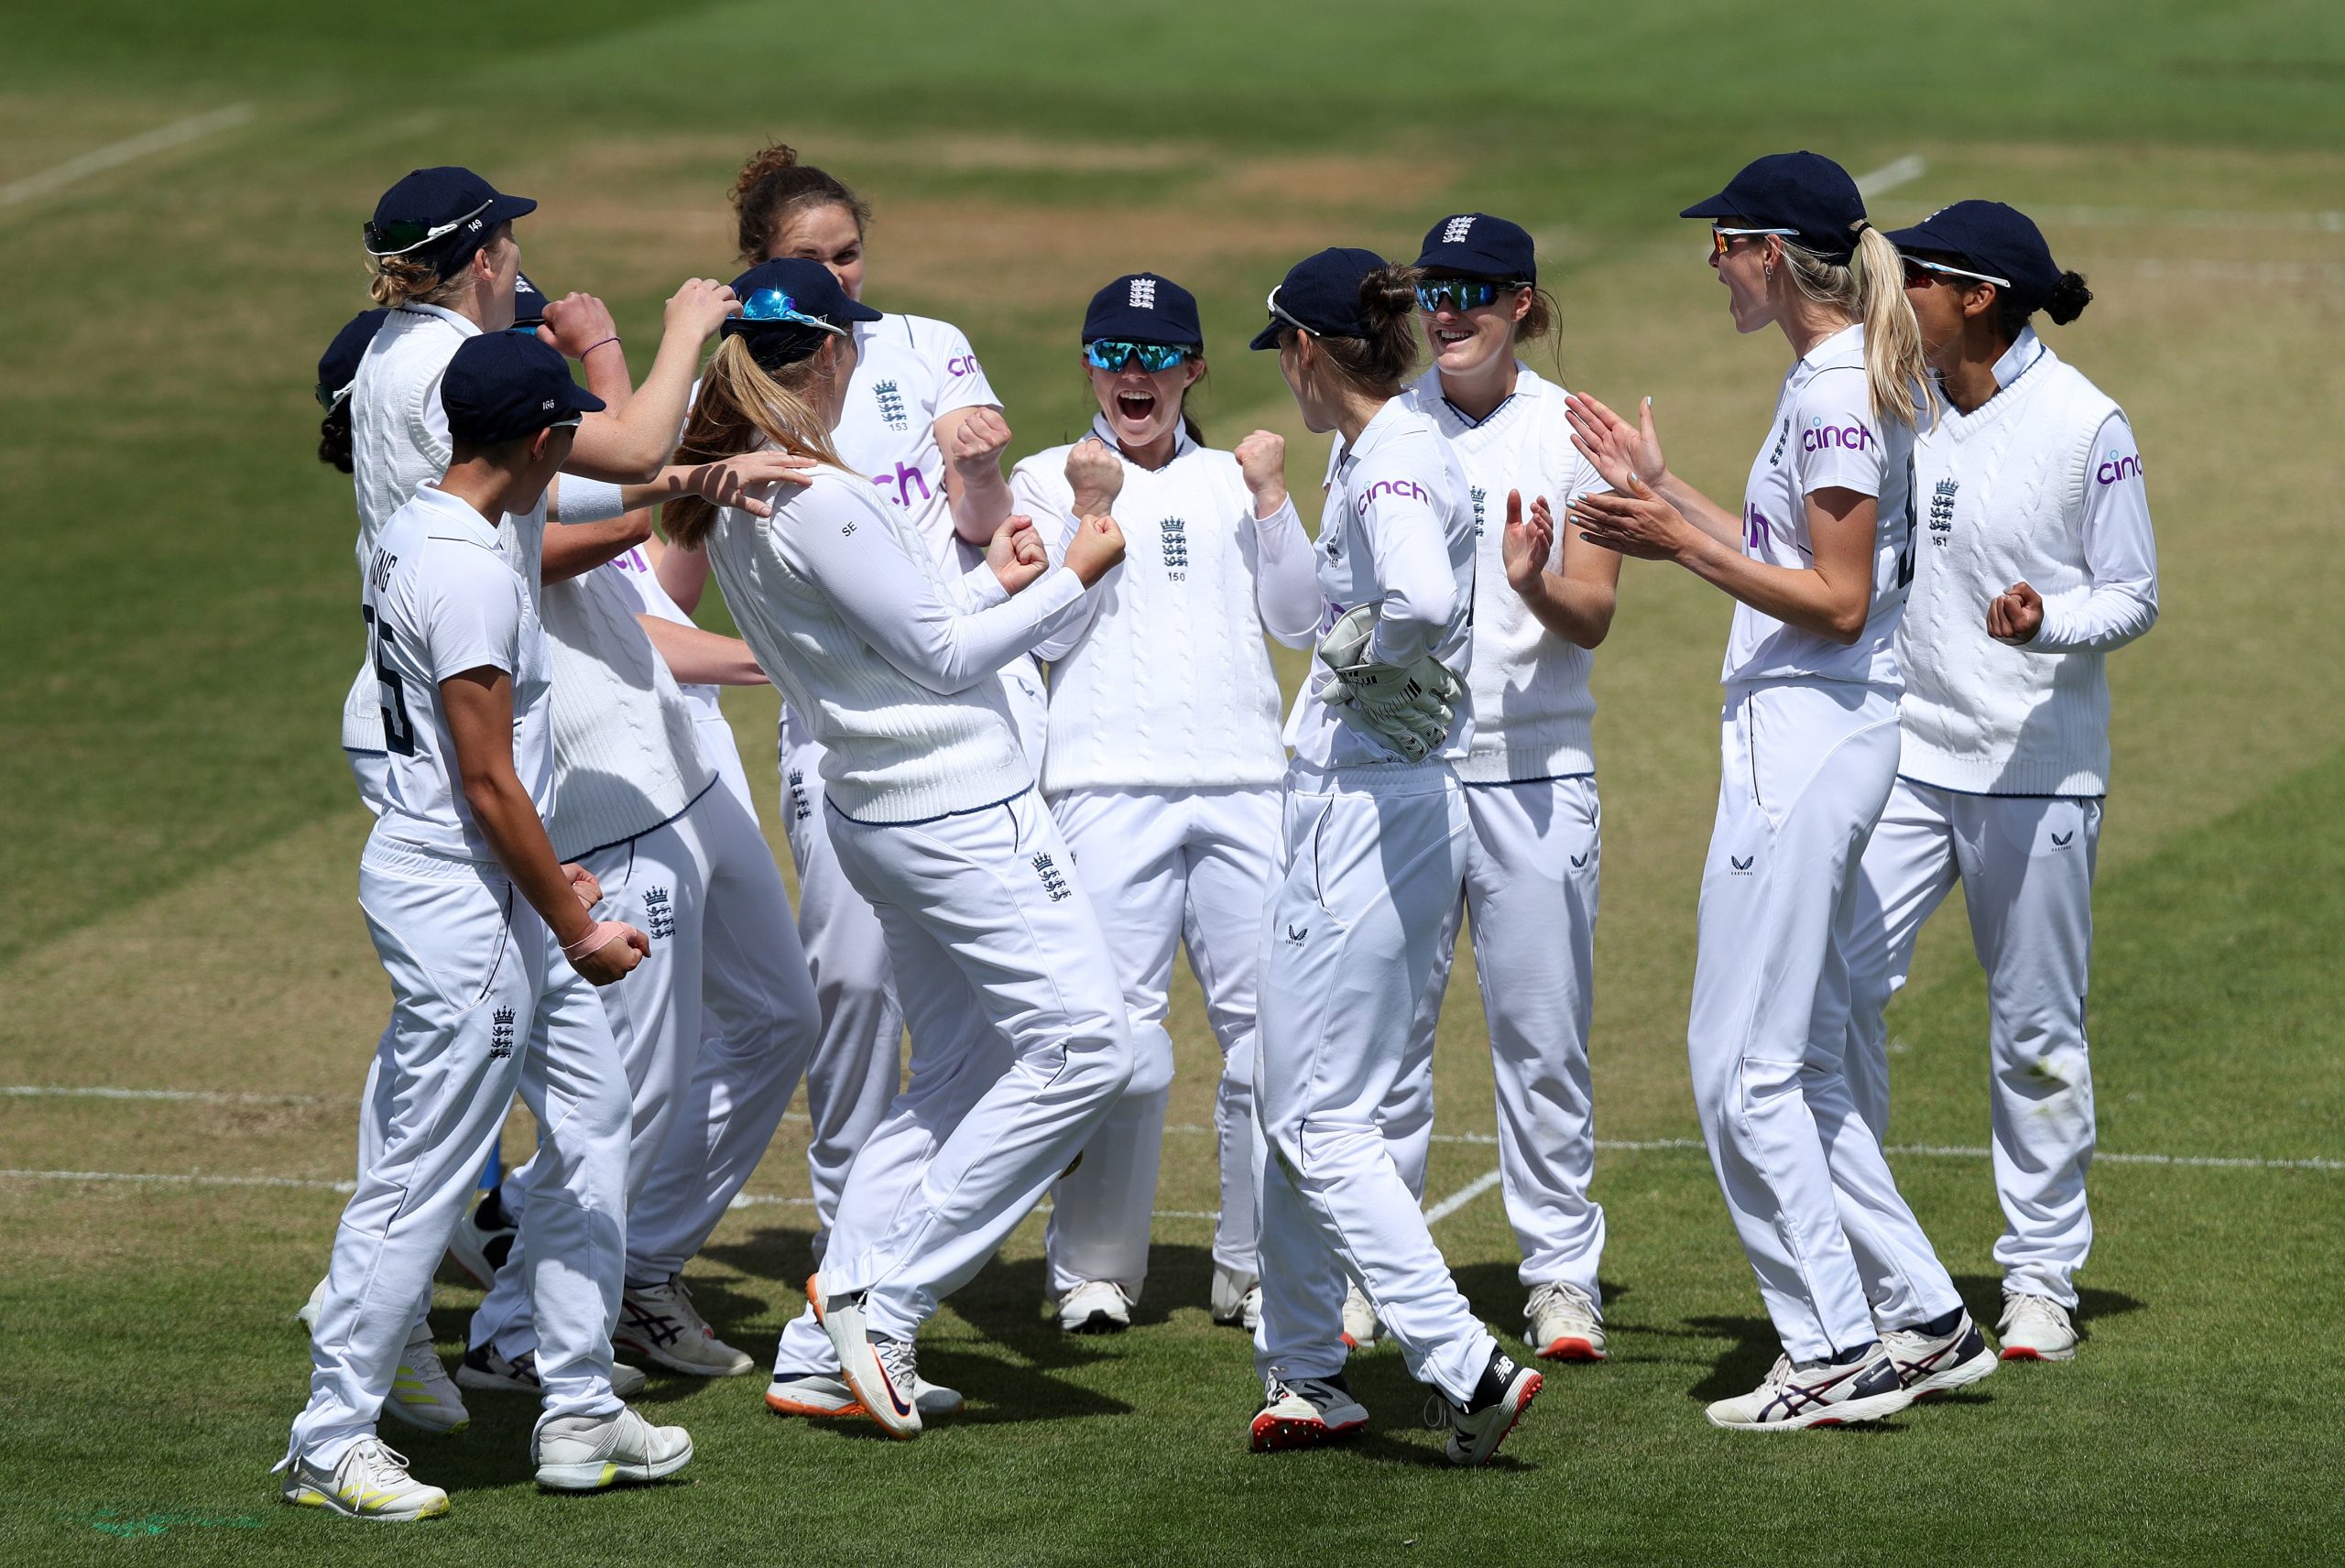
1849, 225, 1925, 426
666, 334, 848, 548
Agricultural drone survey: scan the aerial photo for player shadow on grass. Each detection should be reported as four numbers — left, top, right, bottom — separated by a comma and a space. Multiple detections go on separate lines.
696, 1223, 1137, 1431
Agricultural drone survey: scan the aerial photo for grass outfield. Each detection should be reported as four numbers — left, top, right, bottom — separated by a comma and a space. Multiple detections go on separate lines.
3, 2, 2342, 1562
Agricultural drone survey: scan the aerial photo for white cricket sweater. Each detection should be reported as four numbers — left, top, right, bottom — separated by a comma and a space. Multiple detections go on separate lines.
342, 306, 482, 768
1899, 332, 2158, 798
704, 465, 1089, 823
538, 561, 716, 858
1011, 416, 1319, 795
1404, 364, 1608, 782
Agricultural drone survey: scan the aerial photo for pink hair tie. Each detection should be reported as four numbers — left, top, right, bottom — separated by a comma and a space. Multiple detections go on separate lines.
562, 920, 630, 961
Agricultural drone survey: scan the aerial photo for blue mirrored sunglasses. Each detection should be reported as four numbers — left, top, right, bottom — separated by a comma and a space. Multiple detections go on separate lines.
1415, 278, 1521, 313
1084, 340, 1190, 372
738, 289, 845, 335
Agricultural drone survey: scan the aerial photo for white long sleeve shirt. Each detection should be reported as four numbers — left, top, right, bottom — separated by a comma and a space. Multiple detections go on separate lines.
1284, 398, 1478, 769
1011, 414, 1317, 795
704, 465, 1089, 822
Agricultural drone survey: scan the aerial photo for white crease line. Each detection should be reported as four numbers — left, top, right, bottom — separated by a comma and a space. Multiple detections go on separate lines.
1423, 1168, 1504, 1224
0, 1168, 355, 1192
5, 1084, 322, 1105
1, 104, 256, 208
2039, 203, 2345, 233
1855, 155, 1927, 199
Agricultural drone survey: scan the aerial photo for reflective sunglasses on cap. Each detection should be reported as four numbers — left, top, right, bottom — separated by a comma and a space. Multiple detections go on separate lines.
1084, 340, 1189, 373
1901, 255, 2012, 289
1264, 285, 1318, 338
1710, 224, 1799, 260
1415, 278, 1524, 314
737, 289, 846, 334
364, 198, 496, 258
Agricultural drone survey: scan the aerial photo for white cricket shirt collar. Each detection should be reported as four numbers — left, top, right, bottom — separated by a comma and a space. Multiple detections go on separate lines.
1991, 326, 2046, 390
410, 478, 503, 542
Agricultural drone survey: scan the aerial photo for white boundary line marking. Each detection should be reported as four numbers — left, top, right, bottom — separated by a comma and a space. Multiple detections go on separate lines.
1423, 1168, 1505, 1224
0, 104, 255, 208
1855, 154, 1927, 199
5, 1084, 322, 1106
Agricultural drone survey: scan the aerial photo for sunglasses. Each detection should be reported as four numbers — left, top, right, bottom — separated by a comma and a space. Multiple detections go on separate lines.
364, 199, 495, 258
737, 289, 845, 335
1901, 255, 2012, 289
1085, 340, 1190, 372
1711, 225, 1799, 260
1414, 278, 1525, 314
1265, 286, 1319, 339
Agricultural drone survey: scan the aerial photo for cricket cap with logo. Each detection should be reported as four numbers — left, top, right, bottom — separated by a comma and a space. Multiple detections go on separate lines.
1679, 151, 1870, 265
365, 167, 537, 278
440, 332, 604, 446
721, 256, 882, 368
1413, 213, 1536, 283
1083, 272, 1202, 348
1249, 246, 1389, 350
1885, 201, 2067, 313
511, 272, 552, 329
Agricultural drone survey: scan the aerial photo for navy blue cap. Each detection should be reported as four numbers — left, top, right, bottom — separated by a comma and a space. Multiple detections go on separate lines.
1680, 151, 1868, 264
316, 308, 389, 409
1083, 272, 1202, 348
365, 167, 536, 276
511, 272, 551, 327
441, 333, 605, 447
720, 257, 882, 365
1885, 201, 2064, 311
1413, 213, 1535, 283
1249, 247, 1388, 350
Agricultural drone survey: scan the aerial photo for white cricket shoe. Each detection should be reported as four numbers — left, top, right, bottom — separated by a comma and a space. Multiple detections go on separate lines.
384, 1325, 470, 1434
1882, 1311, 2000, 1396
1432, 1347, 1544, 1466
808, 1272, 921, 1440
1705, 1345, 1914, 1431
1249, 1373, 1369, 1453
1341, 1282, 1382, 1350
1524, 1280, 1607, 1363
616, 1276, 754, 1377
456, 1345, 646, 1399
444, 1191, 516, 1290
1055, 1279, 1133, 1335
278, 1438, 450, 1521
1210, 1265, 1262, 1332
763, 1370, 964, 1420
531, 1406, 693, 1491
295, 1276, 327, 1333
1999, 1292, 2079, 1362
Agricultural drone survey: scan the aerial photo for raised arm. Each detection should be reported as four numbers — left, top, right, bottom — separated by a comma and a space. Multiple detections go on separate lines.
556, 279, 739, 485
1565, 392, 1744, 550
1236, 430, 1320, 649
1573, 480, 1881, 643
1503, 490, 1620, 649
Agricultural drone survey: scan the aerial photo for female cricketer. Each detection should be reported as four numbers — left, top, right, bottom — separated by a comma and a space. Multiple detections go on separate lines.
1565, 152, 1995, 1429
1245, 246, 1543, 1466
1847, 200, 2155, 1363
1008, 271, 1319, 1336
282, 334, 684, 1519
670, 258, 1133, 1440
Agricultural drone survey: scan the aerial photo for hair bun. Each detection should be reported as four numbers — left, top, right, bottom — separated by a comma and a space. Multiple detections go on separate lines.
1358, 264, 1421, 325
731, 142, 802, 208
2045, 269, 2092, 326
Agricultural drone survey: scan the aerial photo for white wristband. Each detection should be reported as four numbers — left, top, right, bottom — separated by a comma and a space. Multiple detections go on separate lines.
553, 476, 627, 525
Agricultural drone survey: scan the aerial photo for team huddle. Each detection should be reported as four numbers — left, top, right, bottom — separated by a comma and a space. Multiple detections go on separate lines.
281, 142, 2157, 1519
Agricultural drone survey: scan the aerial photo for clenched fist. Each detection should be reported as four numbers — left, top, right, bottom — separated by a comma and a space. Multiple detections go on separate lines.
538, 293, 620, 361
987, 514, 1050, 594
1064, 435, 1124, 514
943, 407, 1013, 481
1063, 514, 1127, 587
1235, 429, 1288, 517
1987, 581, 2045, 645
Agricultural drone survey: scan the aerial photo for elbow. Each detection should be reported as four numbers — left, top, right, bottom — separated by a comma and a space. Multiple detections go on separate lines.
458, 772, 505, 820
1825, 605, 1868, 646
1573, 597, 1617, 650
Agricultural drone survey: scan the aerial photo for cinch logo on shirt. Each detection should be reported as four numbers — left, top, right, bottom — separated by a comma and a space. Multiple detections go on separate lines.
1742, 505, 1772, 551
873, 461, 933, 508
945, 354, 980, 377
1356, 478, 1430, 515
1802, 417, 1873, 454
2096, 449, 2143, 485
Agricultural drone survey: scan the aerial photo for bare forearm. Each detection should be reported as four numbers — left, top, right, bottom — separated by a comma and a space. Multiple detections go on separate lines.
1653, 473, 1745, 549
1516, 572, 1615, 649
1676, 529, 1866, 642
638, 615, 767, 685
655, 535, 711, 615
463, 775, 594, 947
950, 467, 1014, 546
579, 340, 633, 410
543, 512, 655, 584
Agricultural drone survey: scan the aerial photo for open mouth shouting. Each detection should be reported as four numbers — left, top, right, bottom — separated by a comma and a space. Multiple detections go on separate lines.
1113, 387, 1160, 427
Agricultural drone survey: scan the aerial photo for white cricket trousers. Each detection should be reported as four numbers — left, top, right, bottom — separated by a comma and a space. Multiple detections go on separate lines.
292, 837, 629, 1466
1254, 763, 1495, 1406
1848, 778, 2101, 1306
475, 779, 815, 1354
1385, 775, 1606, 1298
813, 788, 1134, 1342
1043, 785, 1281, 1301
1688, 682, 1963, 1364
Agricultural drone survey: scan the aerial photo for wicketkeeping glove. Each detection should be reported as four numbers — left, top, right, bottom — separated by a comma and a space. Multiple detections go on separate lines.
1314, 605, 1466, 762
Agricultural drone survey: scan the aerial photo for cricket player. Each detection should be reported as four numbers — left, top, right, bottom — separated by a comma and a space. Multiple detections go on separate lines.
1008, 272, 1320, 1337
281, 333, 686, 1519
1245, 247, 1544, 1467
1847, 200, 2155, 1363
1566, 152, 1994, 1429
671, 257, 1134, 1440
